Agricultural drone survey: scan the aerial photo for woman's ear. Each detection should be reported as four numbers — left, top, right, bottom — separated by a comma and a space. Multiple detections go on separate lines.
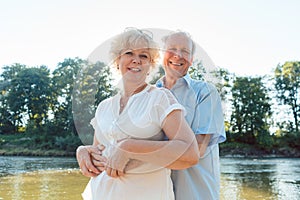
115, 58, 120, 69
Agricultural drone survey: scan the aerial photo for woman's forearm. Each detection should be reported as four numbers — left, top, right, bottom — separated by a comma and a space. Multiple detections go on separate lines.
119, 138, 199, 169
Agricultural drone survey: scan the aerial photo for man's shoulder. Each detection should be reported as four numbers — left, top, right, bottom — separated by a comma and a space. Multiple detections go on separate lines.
188, 78, 215, 92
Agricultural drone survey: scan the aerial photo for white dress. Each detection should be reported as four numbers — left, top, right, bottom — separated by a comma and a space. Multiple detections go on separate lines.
82, 85, 184, 200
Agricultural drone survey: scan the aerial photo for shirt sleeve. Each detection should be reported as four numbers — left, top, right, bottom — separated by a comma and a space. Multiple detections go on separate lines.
153, 88, 186, 127
89, 103, 110, 145
195, 83, 226, 145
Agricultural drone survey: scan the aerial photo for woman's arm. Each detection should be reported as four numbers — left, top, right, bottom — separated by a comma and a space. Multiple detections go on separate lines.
76, 133, 104, 177
110, 110, 199, 171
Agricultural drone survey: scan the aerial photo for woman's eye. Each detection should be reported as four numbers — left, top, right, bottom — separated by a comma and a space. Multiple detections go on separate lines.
140, 54, 149, 59
124, 51, 133, 55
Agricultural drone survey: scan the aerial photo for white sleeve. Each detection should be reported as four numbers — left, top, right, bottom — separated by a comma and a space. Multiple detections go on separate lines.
153, 88, 186, 127
90, 104, 110, 145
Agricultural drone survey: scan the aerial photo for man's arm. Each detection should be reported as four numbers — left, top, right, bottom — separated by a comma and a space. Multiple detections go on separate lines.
195, 134, 211, 157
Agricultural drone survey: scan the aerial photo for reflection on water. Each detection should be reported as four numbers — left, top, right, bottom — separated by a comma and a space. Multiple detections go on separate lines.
220, 158, 300, 200
0, 156, 300, 200
0, 156, 78, 176
0, 170, 88, 200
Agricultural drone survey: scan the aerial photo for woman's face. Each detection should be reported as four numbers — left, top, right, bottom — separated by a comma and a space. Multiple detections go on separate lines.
118, 46, 151, 84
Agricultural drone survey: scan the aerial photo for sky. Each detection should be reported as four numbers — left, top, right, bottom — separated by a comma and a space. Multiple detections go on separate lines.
1, 0, 300, 76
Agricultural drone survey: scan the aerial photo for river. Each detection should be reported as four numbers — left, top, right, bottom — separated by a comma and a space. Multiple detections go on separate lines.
0, 156, 299, 200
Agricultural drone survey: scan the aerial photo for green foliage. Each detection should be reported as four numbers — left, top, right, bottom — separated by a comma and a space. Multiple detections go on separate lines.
189, 61, 206, 81
72, 61, 116, 145
149, 65, 165, 84
94, 62, 117, 106
51, 57, 87, 136
7, 66, 52, 128
0, 107, 14, 134
230, 76, 273, 147
54, 135, 82, 152
189, 62, 232, 102
1, 58, 300, 155
0, 63, 27, 132
274, 61, 300, 132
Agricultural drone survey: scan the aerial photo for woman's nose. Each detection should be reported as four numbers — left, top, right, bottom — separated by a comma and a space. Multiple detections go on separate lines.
132, 55, 141, 64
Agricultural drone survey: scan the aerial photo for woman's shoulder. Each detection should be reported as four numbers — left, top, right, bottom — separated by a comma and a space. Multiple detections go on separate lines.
146, 85, 178, 104
95, 96, 115, 111
148, 85, 172, 95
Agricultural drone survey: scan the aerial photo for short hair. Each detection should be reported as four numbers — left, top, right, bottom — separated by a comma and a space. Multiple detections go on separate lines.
110, 28, 160, 68
162, 30, 196, 56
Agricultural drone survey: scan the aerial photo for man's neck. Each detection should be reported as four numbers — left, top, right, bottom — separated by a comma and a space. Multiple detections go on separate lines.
164, 75, 180, 89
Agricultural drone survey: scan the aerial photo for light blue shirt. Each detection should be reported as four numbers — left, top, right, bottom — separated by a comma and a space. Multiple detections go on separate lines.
156, 74, 226, 200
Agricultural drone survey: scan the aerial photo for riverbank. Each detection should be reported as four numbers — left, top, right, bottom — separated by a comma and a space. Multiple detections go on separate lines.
1, 133, 300, 158
0, 133, 79, 157
0, 146, 75, 157
219, 142, 300, 158
1, 142, 300, 158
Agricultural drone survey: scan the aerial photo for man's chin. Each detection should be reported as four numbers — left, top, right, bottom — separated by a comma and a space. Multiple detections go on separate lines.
166, 68, 185, 78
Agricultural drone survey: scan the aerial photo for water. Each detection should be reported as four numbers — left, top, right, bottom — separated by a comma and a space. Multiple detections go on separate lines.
0, 156, 78, 176
221, 157, 300, 200
0, 156, 299, 200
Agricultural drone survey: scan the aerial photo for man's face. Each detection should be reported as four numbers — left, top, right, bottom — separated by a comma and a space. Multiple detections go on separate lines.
163, 34, 193, 78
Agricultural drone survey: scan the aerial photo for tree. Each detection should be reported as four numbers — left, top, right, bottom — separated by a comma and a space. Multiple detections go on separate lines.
189, 61, 206, 81
6, 66, 52, 129
230, 76, 273, 147
274, 61, 300, 133
51, 57, 86, 136
189, 62, 232, 101
94, 62, 116, 106
0, 64, 26, 133
73, 61, 116, 144
149, 65, 165, 84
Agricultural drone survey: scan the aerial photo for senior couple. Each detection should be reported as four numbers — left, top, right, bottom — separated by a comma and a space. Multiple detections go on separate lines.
76, 28, 226, 200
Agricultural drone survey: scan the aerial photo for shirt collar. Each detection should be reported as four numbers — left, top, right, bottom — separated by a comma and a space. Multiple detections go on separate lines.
156, 73, 192, 89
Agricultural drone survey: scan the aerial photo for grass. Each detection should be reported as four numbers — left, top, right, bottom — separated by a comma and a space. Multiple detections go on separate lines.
0, 133, 76, 157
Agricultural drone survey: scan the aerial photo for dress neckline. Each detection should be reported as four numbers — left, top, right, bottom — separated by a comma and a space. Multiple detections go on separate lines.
116, 84, 151, 115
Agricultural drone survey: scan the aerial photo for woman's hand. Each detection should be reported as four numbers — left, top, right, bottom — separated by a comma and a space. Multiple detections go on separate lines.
76, 145, 103, 177
105, 141, 130, 177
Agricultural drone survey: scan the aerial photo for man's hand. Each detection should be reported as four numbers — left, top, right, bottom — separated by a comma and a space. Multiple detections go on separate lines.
76, 145, 103, 177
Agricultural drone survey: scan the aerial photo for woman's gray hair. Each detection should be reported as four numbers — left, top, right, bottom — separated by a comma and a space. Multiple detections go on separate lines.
110, 28, 160, 68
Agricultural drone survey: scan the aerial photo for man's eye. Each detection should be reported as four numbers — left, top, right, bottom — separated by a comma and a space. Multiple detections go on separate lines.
182, 50, 190, 54
168, 48, 176, 51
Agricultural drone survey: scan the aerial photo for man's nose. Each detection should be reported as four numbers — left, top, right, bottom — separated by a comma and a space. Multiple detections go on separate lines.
173, 49, 183, 58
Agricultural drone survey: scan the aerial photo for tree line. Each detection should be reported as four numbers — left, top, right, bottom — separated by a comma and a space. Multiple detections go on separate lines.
0, 58, 299, 154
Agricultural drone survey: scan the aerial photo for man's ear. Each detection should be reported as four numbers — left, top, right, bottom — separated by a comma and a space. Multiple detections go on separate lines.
188, 57, 193, 66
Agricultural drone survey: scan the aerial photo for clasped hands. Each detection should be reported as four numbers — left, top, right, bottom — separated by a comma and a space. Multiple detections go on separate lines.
76, 141, 130, 178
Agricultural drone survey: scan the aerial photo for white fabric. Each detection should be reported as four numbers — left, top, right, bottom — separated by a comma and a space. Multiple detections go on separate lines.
82, 85, 185, 200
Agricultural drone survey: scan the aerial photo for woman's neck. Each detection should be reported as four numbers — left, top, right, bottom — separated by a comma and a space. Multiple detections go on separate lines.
122, 82, 148, 97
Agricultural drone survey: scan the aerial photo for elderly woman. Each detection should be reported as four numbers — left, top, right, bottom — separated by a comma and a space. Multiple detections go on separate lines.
79, 28, 199, 200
